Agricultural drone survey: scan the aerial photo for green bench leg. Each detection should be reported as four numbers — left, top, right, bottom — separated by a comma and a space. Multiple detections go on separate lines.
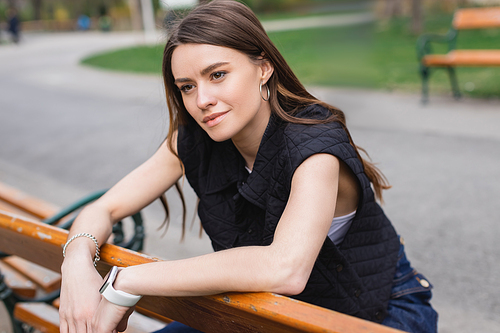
420, 65, 430, 104
421, 65, 462, 103
0, 270, 24, 333
447, 67, 461, 100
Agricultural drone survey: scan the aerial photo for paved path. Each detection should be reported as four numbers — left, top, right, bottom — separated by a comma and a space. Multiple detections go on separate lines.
262, 12, 374, 32
0, 30, 499, 333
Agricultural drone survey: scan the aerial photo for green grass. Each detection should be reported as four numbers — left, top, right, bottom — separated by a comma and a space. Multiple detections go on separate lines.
80, 13, 500, 98
268, 23, 378, 87
81, 45, 165, 73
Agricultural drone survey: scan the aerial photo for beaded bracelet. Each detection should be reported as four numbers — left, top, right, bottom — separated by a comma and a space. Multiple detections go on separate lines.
62, 233, 101, 267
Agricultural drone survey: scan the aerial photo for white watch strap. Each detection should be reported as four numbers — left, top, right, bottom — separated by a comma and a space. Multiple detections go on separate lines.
101, 268, 142, 307
101, 284, 142, 307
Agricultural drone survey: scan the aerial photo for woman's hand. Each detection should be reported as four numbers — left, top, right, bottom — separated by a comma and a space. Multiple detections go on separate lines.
59, 253, 104, 333
92, 299, 135, 333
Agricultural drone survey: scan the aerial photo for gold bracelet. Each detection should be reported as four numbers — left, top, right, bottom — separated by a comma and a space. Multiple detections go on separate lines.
62, 233, 101, 267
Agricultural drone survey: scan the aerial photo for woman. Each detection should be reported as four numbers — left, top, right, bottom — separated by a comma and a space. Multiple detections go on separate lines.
59, 1, 437, 332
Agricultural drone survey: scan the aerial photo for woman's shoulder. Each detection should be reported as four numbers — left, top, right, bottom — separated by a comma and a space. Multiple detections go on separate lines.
282, 104, 348, 146
278, 104, 360, 177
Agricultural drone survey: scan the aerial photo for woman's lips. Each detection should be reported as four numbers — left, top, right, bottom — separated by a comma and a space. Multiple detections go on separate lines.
203, 111, 229, 127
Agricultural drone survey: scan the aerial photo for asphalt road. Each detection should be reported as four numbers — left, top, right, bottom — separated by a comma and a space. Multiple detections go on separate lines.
0, 31, 499, 332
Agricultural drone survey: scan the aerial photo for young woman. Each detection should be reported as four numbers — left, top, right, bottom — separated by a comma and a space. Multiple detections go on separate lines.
59, 1, 438, 332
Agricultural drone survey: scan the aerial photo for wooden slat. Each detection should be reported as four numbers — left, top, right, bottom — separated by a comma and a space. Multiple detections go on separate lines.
2, 256, 61, 293
52, 298, 60, 308
14, 303, 60, 333
135, 306, 173, 324
0, 211, 402, 333
0, 260, 37, 298
453, 7, 500, 30
140, 292, 404, 333
0, 200, 41, 220
0, 183, 59, 220
423, 50, 500, 66
0, 211, 67, 273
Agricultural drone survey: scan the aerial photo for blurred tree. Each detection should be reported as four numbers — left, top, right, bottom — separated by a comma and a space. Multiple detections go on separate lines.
411, 0, 423, 34
128, 0, 142, 30
5, 0, 17, 10
383, 0, 403, 17
379, 0, 424, 34
139, 0, 156, 38
32, 0, 42, 20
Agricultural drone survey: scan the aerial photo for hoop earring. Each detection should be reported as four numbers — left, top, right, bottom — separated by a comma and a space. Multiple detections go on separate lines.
259, 82, 270, 101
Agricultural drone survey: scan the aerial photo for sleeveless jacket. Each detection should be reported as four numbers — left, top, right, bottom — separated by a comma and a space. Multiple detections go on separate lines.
177, 104, 400, 323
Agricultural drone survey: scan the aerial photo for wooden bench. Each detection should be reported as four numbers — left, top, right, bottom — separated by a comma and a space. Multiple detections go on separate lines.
0, 182, 404, 333
0, 211, 404, 333
0, 182, 151, 333
417, 7, 500, 103
0, 182, 141, 303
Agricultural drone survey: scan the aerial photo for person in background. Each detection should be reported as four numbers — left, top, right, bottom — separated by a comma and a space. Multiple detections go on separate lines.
98, 5, 111, 32
59, 1, 438, 333
7, 8, 20, 44
77, 14, 91, 31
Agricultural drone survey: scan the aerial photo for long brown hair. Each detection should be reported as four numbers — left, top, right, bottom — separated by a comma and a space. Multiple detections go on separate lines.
160, 0, 390, 235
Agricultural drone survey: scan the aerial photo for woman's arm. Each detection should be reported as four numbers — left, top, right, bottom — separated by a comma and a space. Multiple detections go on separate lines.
62, 137, 184, 263
60, 138, 184, 333
91, 153, 340, 332
112, 153, 340, 298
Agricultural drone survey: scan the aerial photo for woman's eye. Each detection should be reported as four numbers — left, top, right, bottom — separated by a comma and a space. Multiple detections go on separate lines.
180, 84, 194, 93
211, 71, 226, 80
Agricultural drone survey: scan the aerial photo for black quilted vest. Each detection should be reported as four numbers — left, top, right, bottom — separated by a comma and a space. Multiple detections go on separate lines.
178, 104, 400, 323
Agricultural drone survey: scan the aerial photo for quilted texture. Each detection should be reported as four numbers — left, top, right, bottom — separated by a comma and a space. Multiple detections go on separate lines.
177, 104, 400, 323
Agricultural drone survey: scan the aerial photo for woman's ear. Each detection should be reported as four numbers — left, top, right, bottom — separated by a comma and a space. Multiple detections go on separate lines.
260, 60, 274, 85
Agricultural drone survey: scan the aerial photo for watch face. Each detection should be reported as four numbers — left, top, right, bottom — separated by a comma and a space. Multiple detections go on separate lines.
99, 266, 118, 294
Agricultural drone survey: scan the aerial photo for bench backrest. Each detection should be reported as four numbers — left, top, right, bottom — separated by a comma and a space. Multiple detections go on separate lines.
453, 7, 500, 30
0, 210, 402, 333
0, 182, 59, 220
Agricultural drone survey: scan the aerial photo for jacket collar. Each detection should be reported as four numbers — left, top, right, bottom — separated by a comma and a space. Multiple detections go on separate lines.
204, 139, 245, 195
204, 114, 283, 210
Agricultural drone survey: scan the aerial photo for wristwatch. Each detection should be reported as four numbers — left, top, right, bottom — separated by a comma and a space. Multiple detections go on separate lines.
99, 266, 142, 307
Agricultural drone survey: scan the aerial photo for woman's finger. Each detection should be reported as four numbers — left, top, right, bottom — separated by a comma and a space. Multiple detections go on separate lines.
116, 306, 135, 332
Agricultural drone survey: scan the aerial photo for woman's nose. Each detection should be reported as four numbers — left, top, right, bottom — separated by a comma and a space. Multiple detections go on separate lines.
196, 85, 217, 110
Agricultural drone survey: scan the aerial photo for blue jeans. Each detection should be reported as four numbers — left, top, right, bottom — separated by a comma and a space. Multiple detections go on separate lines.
152, 321, 202, 333
382, 237, 438, 333
152, 238, 438, 333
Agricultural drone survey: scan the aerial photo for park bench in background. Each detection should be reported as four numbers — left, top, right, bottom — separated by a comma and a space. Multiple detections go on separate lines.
417, 7, 500, 103
0, 183, 404, 332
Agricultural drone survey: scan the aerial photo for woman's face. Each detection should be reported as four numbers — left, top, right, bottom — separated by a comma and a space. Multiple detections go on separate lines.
171, 43, 273, 143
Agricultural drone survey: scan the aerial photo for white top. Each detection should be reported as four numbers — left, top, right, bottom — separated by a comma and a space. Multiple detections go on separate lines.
245, 166, 355, 246
328, 210, 356, 245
